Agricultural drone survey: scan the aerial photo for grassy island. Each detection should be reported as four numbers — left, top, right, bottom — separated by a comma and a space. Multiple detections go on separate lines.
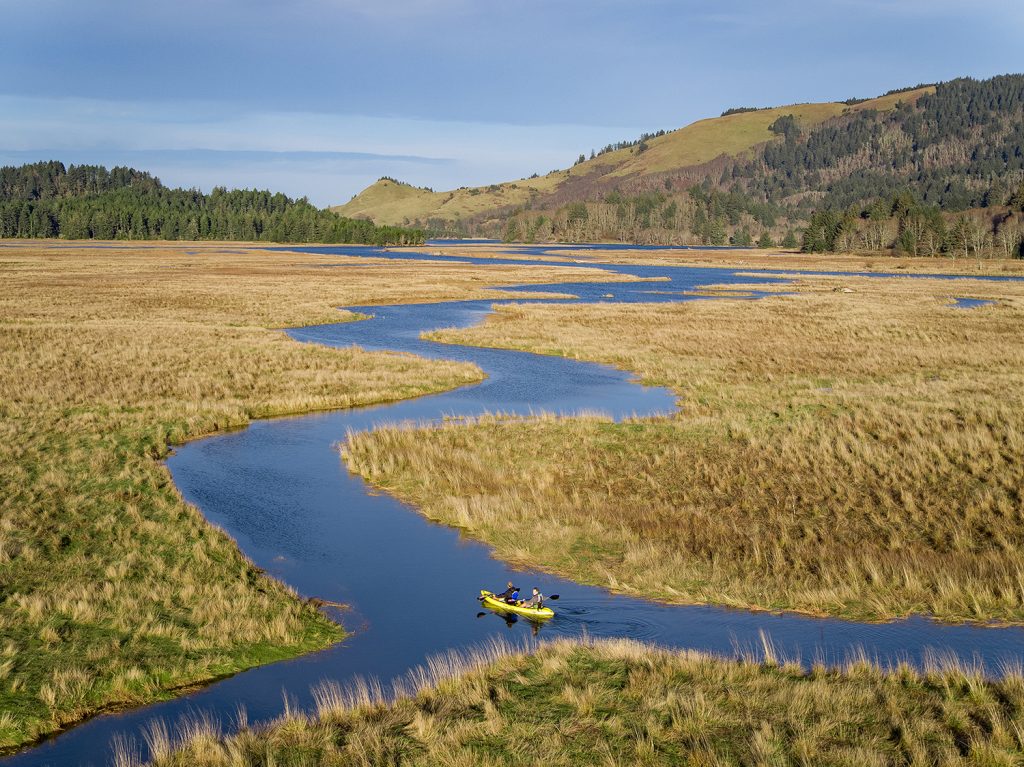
344, 263, 1024, 624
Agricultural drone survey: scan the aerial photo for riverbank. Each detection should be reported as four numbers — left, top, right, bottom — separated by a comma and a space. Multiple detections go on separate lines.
136, 636, 1024, 765
591, 249, 1024, 275
0, 242, 631, 752
344, 271, 1024, 624
428, 242, 1024, 276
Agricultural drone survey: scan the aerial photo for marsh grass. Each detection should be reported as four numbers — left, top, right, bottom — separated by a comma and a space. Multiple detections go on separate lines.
344, 274, 1024, 624
0, 242, 631, 751
141, 637, 1024, 766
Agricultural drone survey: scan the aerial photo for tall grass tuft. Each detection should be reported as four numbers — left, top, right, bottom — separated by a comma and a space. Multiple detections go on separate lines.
147, 636, 1024, 766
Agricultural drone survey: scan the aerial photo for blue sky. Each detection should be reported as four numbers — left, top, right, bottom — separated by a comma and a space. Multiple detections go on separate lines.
2, 0, 1021, 206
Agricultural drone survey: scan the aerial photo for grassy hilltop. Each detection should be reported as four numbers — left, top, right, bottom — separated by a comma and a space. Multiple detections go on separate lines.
334, 88, 933, 229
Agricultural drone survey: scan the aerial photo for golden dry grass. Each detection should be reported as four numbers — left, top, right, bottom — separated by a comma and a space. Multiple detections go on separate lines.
0, 241, 632, 751
344, 272, 1024, 623
140, 636, 1024, 766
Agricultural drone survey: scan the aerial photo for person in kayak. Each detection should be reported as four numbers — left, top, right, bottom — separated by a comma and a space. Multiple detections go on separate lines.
519, 587, 545, 610
494, 582, 520, 604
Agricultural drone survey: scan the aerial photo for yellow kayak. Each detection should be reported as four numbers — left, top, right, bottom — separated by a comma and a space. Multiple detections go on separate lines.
480, 590, 554, 619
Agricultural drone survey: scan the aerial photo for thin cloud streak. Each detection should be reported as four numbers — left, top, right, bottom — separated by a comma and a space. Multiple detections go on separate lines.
0, 148, 454, 206
0, 95, 636, 205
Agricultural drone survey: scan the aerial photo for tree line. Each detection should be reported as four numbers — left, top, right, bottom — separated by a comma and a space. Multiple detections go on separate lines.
0, 162, 425, 245
584, 129, 669, 161
499, 184, 798, 248
802, 191, 1024, 258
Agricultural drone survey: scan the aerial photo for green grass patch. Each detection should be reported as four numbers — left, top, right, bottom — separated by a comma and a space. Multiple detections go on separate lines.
144, 637, 1024, 766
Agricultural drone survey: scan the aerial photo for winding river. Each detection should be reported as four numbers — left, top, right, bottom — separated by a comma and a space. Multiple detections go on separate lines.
7, 243, 1023, 766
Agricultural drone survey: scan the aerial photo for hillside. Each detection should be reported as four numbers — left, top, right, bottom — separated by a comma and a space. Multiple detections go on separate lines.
335, 76, 1024, 256
0, 161, 424, 244
334, 87, 934, 228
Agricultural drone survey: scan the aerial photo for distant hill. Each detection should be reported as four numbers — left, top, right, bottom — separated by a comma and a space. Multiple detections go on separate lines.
0, 161, 424, 245
334, 87, 934, 229
336, 76, 1024, 255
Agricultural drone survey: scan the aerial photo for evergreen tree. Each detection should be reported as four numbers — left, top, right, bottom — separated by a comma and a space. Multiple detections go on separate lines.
0, 161, 424, 245
802, 210, 845, 252
707, 218, 727, 245
503, 218, 520, 243
1010, 183, 1024, 212
732, 228, 753, 247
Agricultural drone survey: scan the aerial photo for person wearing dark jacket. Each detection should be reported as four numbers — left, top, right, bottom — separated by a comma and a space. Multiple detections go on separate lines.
494, 581, 519, 603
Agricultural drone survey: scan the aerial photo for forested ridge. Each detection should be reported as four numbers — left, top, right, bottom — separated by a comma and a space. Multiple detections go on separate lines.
0, 161, 424, 244
435, 75, 1024, 255
742, 75, 1024, 213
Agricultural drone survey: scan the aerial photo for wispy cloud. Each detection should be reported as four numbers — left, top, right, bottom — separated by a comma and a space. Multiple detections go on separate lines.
298, 0, 471, 18
833, 0, 1024, 15
0, 148, 454, 167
